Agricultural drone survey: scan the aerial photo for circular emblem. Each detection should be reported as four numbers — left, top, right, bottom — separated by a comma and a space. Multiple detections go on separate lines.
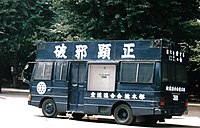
36, 81, 47, 95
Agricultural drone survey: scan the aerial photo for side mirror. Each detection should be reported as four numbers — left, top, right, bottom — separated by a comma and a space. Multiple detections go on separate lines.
24, 64, 29, 70
22, 78, 29, 84
21, 62, 35, 84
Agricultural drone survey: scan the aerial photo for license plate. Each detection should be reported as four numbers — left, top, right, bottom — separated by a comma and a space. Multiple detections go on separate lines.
173, 95, 179, 101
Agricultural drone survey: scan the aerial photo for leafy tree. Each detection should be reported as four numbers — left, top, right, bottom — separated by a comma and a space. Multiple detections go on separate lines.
54, 0, 200, 42
184, 20, 200, 71
0, 0, 55, 86
52, 0, 200, 70
190, 40, 200, 71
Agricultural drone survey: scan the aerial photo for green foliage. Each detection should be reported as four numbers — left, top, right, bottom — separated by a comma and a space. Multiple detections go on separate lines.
57, 0, 151, 39
0, 0, 55, 64
44, 0, 85, 41
191, 41, 200, 62
0, 0, 55, 85
190, 40, 200, 71
51, 0, 200, 70
55, 0, 200, 43
186, 20, 200, 70
181, 20, 200, 45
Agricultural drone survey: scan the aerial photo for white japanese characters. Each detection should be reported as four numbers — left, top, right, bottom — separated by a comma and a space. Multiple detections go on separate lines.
91, 92, 96, 98
166, 86, 185, 92
98, 44, 111, 60
54, 43, 67, 59
138, 93, 145, 100
104, 93, 109, 98
132, 93, 137, 100
124, 93, 130, 99
117, 93, 122, 99
121, 43, 135, 59
110, 93, 115, 98
166, 49, 185, 62
75, 45, 88, 60
53, 43, 136, 60
97, 92, 102, 98
90, 92, 146, 100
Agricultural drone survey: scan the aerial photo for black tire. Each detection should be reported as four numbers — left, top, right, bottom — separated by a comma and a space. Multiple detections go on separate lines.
114, 104, 134, 125
42, 99, 57, 117
72, 113, 85, 119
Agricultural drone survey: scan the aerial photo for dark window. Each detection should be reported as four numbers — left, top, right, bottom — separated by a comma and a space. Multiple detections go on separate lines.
162, 62, 187, 83
162, 62, 175, 82
120, 62, 154, 83
54, 62, 68, 81
33, 62, 53, 80
78, 63, 86, 83
161, 62, 169, 82
163, 62, 187, 83
176, 64, 187, 83
138, 63, 154, 83
71, 64, 79, 83
71, 63, 86, 83
120, 63, 137, 83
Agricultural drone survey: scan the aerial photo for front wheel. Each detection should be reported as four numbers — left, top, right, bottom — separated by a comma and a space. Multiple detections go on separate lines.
114, 104, 134, 125
42, 99, 57, 117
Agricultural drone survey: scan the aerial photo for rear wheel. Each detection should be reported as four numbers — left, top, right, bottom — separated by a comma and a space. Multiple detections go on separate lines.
42, 99, 57, 117
114, 104, 134, 125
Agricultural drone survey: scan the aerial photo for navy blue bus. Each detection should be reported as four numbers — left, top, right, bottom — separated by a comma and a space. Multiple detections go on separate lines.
25, 39, 188, 125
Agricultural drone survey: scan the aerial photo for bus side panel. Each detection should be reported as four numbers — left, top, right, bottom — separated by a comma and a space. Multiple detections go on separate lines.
28, 80, 52, 107
83, 83, 158, 116
116, 83, 158, 116
51, 81, 68, 113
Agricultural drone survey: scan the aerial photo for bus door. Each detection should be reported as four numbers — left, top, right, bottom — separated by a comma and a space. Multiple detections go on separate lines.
52, 62, 68, 112
68, 62, 86, 111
